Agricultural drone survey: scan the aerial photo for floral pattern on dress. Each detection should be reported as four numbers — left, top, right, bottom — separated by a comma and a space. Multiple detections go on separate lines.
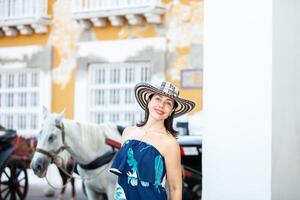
126, 147, 151, 187
126, 148, 139, 186
114, 182, 126, 200
111, 140, 167, 199
154, 155, 164, 192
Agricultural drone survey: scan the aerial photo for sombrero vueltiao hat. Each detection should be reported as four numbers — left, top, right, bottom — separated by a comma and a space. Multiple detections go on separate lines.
134, 81, 195, 118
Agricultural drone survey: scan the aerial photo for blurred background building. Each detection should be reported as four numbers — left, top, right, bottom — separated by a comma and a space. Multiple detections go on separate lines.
0, 0, 203, 137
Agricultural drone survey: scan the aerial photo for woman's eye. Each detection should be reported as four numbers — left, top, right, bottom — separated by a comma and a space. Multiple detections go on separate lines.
165, 102, 173, 107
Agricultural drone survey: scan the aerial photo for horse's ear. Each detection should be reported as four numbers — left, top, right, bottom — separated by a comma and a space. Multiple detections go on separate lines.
55, 109, 66, 124
43, 106, 49, 120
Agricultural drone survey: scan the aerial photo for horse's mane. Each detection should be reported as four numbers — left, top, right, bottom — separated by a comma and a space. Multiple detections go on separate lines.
65, 120, 121, 152
81, 121, 120, 139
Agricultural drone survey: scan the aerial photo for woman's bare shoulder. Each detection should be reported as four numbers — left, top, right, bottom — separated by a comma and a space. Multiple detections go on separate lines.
122, 126, 139, 142
123, 126, 135, 134
160, 134, 180, 156
166, 135, 180, 147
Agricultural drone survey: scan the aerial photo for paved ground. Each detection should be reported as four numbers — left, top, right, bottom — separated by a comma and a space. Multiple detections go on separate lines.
27, 182, 87, 200
26, 166, 87, 200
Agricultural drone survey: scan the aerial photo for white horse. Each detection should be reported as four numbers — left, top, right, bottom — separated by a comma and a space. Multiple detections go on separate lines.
30, 107, 121, 200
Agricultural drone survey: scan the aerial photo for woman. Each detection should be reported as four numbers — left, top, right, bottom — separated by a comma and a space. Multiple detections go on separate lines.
109, 81, 195, 200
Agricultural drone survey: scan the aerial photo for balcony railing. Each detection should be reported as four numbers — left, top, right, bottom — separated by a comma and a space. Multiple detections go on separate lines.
0, 0, 51, 37
71, 0, 166, 28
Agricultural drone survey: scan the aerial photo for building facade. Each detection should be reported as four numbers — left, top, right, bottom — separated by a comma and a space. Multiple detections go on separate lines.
0, 0, 203, 136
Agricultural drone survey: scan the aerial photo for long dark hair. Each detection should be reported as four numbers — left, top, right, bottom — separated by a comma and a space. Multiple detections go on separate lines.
136, 94, 179, 137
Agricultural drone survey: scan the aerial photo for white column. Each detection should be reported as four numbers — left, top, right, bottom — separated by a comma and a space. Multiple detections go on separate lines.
272, 0, 300, 199
204, 0, 300, 199
203, 0, 272, 199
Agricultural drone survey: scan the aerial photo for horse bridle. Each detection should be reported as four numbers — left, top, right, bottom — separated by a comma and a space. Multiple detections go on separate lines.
35, 122, 70, 163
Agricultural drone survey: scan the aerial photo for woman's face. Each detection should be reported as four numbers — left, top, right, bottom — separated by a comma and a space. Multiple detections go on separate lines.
148, 94, 175, 120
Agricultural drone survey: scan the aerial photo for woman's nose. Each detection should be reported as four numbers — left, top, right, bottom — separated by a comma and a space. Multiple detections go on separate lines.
157, 101, 165, 108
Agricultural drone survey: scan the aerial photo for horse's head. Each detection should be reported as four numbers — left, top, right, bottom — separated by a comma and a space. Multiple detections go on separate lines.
30, 106, 66, 177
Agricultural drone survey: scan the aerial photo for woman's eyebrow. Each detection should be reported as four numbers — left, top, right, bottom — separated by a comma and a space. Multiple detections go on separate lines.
165, 98, 174, 102
154, 94, 163, 99
156, 94, 173, 102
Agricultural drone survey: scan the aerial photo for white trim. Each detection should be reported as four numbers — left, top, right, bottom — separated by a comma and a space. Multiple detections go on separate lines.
0, 45, 52, 137
75, 38, 166, 124
77, 37, 166, 63
0, 0, 50, 36
74, 69, 88, 122
87, 62, 150, 125
109, 168, 122, 175
72, 0, 165, 27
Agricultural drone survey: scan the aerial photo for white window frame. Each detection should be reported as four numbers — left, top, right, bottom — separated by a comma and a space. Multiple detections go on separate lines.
88, 62, 151, 126
75, 37, 166, 126
0, 45, 52, 136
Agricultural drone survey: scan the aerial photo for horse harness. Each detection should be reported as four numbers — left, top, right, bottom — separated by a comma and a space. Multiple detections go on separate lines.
35, 122, 69, 164
35, 122, 116, 170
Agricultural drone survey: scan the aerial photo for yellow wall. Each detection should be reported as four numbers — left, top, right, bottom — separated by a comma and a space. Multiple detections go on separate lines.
0, 0, 203, 119
0, 0, 75, 119
52, 43, 75, 119
173, 46, 202, 112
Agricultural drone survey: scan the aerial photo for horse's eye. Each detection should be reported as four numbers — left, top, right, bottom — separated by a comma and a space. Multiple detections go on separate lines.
48, 134, 56, 143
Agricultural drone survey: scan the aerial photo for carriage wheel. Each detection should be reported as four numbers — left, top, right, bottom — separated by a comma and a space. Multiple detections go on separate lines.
0, 160, 28, 200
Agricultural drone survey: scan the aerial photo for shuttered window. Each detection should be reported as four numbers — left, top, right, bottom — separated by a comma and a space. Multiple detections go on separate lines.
0, 69, 40, 134
88, 62, 151, 126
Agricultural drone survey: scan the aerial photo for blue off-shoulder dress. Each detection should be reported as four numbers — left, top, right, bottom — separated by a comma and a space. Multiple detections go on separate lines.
109, 139, 167, 200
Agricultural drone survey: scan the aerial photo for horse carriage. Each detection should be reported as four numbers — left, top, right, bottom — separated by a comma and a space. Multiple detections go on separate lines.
0, 124, 76, 200
0, 126, 34, 200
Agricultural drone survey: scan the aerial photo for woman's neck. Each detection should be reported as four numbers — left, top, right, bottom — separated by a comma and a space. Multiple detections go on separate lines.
144, 116, 166, 132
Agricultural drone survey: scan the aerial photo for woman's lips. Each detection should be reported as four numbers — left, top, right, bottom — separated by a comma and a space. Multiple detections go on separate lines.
154, 108, 165, 115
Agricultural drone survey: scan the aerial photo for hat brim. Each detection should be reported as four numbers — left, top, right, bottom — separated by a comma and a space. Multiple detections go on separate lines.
135, 83, 195, 118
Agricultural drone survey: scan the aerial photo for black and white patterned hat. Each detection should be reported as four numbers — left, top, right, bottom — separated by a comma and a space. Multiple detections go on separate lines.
134, 81, 195, 118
